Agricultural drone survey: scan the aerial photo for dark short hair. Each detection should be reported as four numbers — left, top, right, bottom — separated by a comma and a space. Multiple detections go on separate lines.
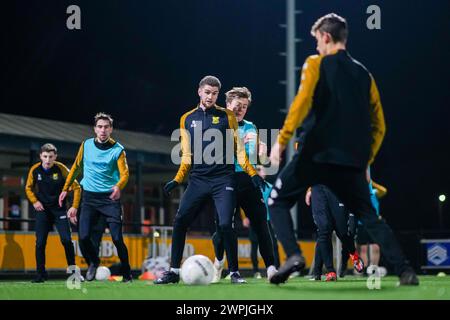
311, 13, 348, 43
199, 75, 221, 89
40, 143, 57, 154
94, 112, 113, 126
225, 87, 252, 105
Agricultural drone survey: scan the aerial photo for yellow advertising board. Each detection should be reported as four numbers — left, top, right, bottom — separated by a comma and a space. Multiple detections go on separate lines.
0, 231, 316, 272
0, 231, 150, 271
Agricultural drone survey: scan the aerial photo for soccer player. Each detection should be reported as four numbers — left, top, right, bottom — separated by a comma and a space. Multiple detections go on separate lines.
268, 13, 418, 285
310, 169, 386, 279
256, 165, 281, 271
25, 143, 81, 283
338, 172, 386, 277
242, 212, 263, 279
154, 76, 266, 284
59, 113, 132, 282
216, 208, 266, 279
256, 166, 280, 269
305, 185, 364, 281
356, 171, 387, 270
71, 212, 107, 268
210, 87, 277, 283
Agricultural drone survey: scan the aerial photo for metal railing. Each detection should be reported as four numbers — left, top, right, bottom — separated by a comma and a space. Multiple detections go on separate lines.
0, 217, 172, 229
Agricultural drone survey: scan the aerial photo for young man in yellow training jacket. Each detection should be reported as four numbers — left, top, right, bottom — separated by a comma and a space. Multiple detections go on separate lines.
25, 143, 81, 283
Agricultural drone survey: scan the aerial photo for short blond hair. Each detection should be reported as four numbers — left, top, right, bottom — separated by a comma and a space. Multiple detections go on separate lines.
225, 87, 252, 105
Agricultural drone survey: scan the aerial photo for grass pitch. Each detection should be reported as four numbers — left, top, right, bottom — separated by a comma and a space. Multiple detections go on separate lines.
1, 276, 449, 300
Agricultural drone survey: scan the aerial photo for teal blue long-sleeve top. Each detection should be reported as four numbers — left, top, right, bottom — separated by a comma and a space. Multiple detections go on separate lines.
235, 119, 258, 172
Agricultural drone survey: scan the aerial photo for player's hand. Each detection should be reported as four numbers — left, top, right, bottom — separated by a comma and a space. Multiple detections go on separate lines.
163, 180, 179, 196
258, 141, 267, 155
110, 186, 121, 200
242, 217, 250, 228
366, 167, 371, 183
67, 207, 78, 224
258, 141, 269, 164
58, 191, 67, 207
243, 132, 257, 144
33, 201, 45, 211
269, 142, 285, 167
251, 175, 267, 192
305, 188, 312, 206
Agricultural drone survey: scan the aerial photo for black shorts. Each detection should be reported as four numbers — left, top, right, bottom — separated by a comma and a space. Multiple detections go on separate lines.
80, 190, 122, 224
356, 225, 375, 245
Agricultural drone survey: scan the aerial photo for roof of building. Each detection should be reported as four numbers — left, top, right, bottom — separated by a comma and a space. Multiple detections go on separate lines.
0, 113, 174, 155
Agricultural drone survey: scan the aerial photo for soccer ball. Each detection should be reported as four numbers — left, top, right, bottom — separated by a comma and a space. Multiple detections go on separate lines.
142, 256, 170, 279
366, 265, 387, 277
95, 266, 111, 281
180, 255, 215, 285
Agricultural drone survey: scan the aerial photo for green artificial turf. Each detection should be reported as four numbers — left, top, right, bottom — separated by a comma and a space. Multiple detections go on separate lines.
1, 276, 449, 300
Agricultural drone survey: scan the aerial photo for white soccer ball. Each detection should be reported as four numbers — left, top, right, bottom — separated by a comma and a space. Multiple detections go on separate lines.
95, 266, 111, 281
378, 266, 387, 277
366, 265, 387, 277
142, 256, 170, 278
180, 255, 215, 285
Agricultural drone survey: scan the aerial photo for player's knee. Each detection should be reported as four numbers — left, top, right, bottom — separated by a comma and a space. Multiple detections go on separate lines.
317, 229, 332, 239
173, 216, 190, 230
212, 231, 222, 242
217, 224, 234, 234
79, 234, 91, 243
174, 210, 194, 225
60, 238, 72, 246
315, 220, 332, 233
111, 235, 124, 244
267, 196, 286, 209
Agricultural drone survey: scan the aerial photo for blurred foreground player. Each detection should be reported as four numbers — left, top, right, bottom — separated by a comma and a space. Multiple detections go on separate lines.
25, 143, 81, 283
311, 170, 387, 279
155, 76, 266, 284
337, 172, 386, 277
268, 13, 418, 285
59, 113, 132, 282
306, 185, 363, 281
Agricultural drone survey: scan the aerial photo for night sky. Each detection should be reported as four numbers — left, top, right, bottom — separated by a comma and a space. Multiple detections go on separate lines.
2, 0, 450, 232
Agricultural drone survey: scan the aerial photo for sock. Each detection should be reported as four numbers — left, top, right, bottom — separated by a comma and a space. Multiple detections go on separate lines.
170, 267, 180, 275
267, 265, 277, 273
215, 257, 224, 266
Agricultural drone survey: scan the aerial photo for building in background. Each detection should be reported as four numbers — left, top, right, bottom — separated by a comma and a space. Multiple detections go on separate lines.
0, 112, 182, 233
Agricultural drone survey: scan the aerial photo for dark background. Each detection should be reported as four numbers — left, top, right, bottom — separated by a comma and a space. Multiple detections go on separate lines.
2, 0, 449, 236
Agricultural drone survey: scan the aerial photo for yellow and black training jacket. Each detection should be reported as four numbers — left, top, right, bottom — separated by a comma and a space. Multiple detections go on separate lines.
279, 49, 386, 169
174, 105, 257, 183
25, 161, 81, 208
